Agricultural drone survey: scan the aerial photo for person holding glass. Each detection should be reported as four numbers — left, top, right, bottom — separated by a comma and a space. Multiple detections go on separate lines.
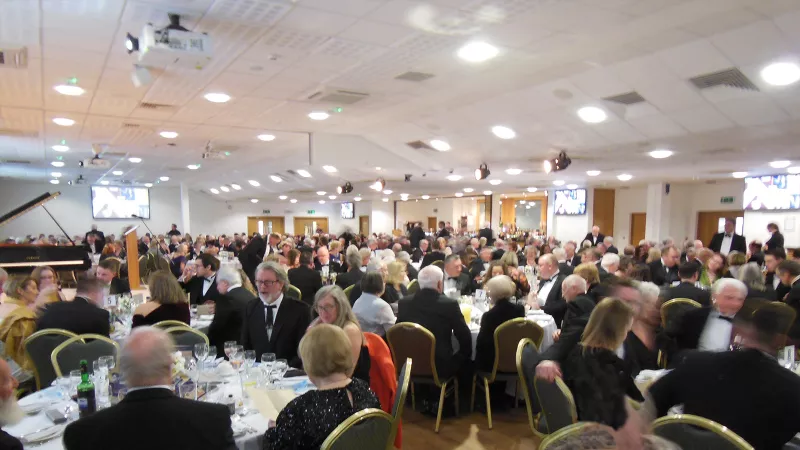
132, 272, 190, 328
31, 265, 64, 306
263, 324, 380, 450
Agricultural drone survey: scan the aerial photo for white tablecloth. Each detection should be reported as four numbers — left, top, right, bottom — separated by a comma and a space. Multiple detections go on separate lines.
468, 312, 557, 360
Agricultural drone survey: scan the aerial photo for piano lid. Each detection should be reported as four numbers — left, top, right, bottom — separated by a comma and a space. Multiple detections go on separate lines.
0, 192, 61, 227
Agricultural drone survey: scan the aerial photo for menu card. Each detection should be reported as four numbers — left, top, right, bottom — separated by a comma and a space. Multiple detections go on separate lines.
245, 387, 296, 420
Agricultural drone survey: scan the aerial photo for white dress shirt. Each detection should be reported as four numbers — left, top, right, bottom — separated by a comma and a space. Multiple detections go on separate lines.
261, 293, 284, 339
698, 310, 734, 352
720, 233, 733, 256
126, 385, 173, 394
203, 273, 216, 295
352, 293, 396, 336
444, 275, 459, 294
773, 275, 782, 290
537, 271, 560, 306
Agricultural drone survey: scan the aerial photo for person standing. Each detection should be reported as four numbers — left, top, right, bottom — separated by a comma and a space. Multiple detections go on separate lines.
166, 224, 182, 238
765, 222, 785, 251
210, 267, 256, 359
178, 254, 222, 306
708, 218, 747, 256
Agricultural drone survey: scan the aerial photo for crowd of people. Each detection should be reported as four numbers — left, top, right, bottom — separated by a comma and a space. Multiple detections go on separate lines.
0, 217, 799, 449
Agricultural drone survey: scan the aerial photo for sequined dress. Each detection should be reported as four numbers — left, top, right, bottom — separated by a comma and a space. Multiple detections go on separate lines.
262, 378, 380, 450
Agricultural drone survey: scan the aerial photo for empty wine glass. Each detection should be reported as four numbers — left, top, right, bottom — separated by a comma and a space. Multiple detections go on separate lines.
224, 341, 237, 359
270, 359, 288, 385
99, 355, 115, 373
207, 346, 217, 364
194, 343, 209, 366
243, 350, 256, 370
69, 370, 81, 398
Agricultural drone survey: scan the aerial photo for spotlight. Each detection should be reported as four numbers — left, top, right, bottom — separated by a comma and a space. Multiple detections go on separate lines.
544, 150, 571, 173
404, 174, 412, 182
474, 163, 490, 180
337, 181, 354, 194
125, 33, 139, 54
370, 178, 385, 191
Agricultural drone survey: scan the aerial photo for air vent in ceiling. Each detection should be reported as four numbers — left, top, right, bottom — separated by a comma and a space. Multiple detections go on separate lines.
395, 71, 435, 82
138, 102, 174, 110
406, 140, 434, 151
2, 159, 30, 164
603, 91, 645, 105
306, 88, 369, 105
0, 47, 28, 69
122, 123, 140, 128
702, 147, 738, 156
689, 68, 759, 91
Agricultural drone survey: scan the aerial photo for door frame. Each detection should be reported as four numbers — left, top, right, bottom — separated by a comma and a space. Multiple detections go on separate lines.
293, 216, 329, 235
246, 216, 286, 236
359, 215, 369, 235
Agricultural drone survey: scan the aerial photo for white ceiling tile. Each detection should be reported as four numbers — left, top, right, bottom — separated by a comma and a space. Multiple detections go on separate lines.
611, 54, 680, 87
631, 29, 699, 53
205, 0, 293, 26
680, 8, 762, 37
205, 72, 270, 97
278, 6, 359, 35
338, 20, 416, 47
772, 9, 800, 45
774, 93, 800, 120
0, 59, 42, 108
0, 1, 40, 46
748, 0, 800, 18
668, 105, 736, 133
96, 69, 151, 98
225, 58, 289, 77
656, 39, 734, 79
298, 0, 386, 17
88, 94, 140, 118
569, 67, 632, 99
627, 113, 688, 139
710, 20, 792, 67
634, 82, 706, 112
591, 119, 647, 144
715, 96, 790, 126
700, 85, 762, 104
623, 102, 661, 119
366, 0, 456, 27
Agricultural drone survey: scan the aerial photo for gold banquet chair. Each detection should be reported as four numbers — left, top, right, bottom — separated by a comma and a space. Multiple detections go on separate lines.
153, 320, 192, 330
406, 280, 419, 295
165, 326, 210, 348
287, 284, 302, 301
320, 408, 394, 450
388, 358, 412, 449
516, 338, 546, 438
539, 422, 616, 450
533, 375, 577, 435
471, 318, 543, 429
651, 414, 754, 450
51, 334, 120, 377
343, 285, 354, 299
24, 329, 80, 390
386, 323, 459, 433
659, 298, 702, 367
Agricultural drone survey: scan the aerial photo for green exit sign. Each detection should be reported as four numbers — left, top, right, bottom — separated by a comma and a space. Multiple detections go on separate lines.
307, 210, 315, 214
720, 196, 735, 204
262, 209, 270, 214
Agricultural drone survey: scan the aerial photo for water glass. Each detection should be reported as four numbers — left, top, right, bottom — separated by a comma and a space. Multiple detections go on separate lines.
207, 347, 217, 365
178, 382, 195, 400
194, 343, 209, 365
224, 341, 237, 359
243, 350, 256, 370
270, 359, 288, 385
99, 355, 115, 373
230, 345, 244, 371
55, 377, 71, 400
69, 370, 81, 398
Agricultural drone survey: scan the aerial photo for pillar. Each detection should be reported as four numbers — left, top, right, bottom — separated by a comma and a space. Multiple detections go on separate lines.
645, 182, 671, 242
180, 183, 191, 235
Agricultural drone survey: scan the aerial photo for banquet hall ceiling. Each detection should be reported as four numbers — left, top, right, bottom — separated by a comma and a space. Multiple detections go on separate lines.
1, 0, 800, 201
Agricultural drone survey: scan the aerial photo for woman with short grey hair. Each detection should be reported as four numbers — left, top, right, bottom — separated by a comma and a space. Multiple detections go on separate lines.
738, 262, 774, 301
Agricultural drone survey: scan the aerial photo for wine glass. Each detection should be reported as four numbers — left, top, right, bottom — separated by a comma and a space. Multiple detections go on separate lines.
229, 345, 244, 371
207, 346, 217, 365
260, 353, 276, 383
194, 343, 209, 366
243, 350, 256, 370
69, 370, 81, 398
224, 341, 237, 360
99, 355, 115, 373
270, 359, 288, 385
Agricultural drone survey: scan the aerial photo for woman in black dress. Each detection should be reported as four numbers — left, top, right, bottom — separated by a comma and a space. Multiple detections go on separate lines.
264, 324, 380, 450
132, 271, 190, 327
383, 261, 408, 303
475, 275, 524, 373
624, 282, 660, 377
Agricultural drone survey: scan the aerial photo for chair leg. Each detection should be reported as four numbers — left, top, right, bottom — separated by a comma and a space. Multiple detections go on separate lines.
435, 381, 447, 433
410, 382, 415, 411
454, 379, 459, 416
484, 378, 492, 430
470, 374, 476, 413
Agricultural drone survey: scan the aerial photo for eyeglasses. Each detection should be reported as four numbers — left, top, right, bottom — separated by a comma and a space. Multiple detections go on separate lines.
255, 280, 279, 286
315, 304, 336, 313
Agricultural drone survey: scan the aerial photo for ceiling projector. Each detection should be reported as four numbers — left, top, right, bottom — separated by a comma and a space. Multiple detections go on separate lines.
136, 23, 213, 69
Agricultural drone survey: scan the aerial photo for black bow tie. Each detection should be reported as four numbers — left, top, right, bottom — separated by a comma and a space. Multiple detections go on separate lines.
725, 234, 732, 238
717, 315, 733, 323
205, 277, 214, 282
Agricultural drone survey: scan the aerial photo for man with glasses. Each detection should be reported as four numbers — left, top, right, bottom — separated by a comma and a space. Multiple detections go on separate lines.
241, 262, 311, 367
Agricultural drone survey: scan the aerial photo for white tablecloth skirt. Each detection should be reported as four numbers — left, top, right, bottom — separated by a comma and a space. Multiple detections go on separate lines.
467, 312, 557, 360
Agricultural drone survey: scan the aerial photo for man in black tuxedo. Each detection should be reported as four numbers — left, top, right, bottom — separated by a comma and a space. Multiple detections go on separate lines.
647, 303, 800, 450
138, 235, 150, 257
582, 225, 605, 247
765, 248, 789, 300
96, 259, 130, 295
37, 278, 110, 336
410, 222, 426, 250
469, 247, 493, 282
397, 265, 471, 379
531, 254, 567, 327
442, 254, 473, 296
313, 246, 342, 273
708, 218, 746, 256
238, 234, 266, 284
491, 239, 506, 261
210, 267, 256, 358
83, 232, 103, 255
420, 238, 445, 269
63, 327, 237, 450
747, 240, 764, 266
288, 250, 323, 306
179, 253, 222, 306
665, 263, 711, 306
412, 239, 430, 263
777, 260, 800, 340
436, 221, 450, 239
552, 248, 573, 276
765, 222, 785, 251
478, 222, 494, 247
335, 248, 364, 289
564, 242, 581, 267
648, 245, 680, 287
166, 224, 182, 238
241, 262, 311, 368
602, 236, 618, 254
599, 253, 619, 282
84, 224, 106, 250
264, 233, 282, 258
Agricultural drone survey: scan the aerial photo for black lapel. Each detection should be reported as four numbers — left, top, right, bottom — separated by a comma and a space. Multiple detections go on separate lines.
269, 300, 290, 346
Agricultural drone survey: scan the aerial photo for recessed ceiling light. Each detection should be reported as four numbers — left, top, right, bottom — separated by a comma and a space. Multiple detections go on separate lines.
50, 179, 59, 184
489, 179, 502, 185
770, 160, 791, 168
788, 166, 800, 174
383, 189, 393, 194
446, 174, 462, 181
375, 167, 382, 171
231, 184, 241, 190
732, 172, 748, 179
220, 186, 230, 192
210, 188, 220, 194
491, 125, 516, 139
566, 184, 578, 189
520, 200, 526, 204
577, 106, 607, 124
463, 188, 474, 193
160, 176, 169, 181
159, 131, 178, 139
527, 187, 538, 192
144, 183, 153, 188
257, 134, 276, 141
505, 168, 522, 175
100, 180, 109, 185
382, 198, 389, 202
308, 112, 330, 121
430, 140, 451, 151
457, 41, 499, 63
187, 164, 199, 170
483, 190, 492, 195
761, 62, 800, 86
455, 192, 463, 197
649, 149, 673, 159
269, 175, 282, 183
128, 157, 142, 163
290, 199, 297, 203
353, 197, 361, 202
586, 170, 601, 176
54, 84, 85, 96
251, 199, 259, 203
553, 180, 565, 186
317, 191, 326, 196
52, 145, 69, 152
203, 92, 231, 103
319, 200, 326, 204
329, 195, 337, 200
617, 174, 633, 181
322, 165, 337, 173
279, 195, 288, 200
112, 170, 123, 176
52, 118, 75, 126
51, 172, 61, 177
421, 195, 430, 200
248, 180, 260, 187
296, 169, 311, 178
51, 161, 64, 167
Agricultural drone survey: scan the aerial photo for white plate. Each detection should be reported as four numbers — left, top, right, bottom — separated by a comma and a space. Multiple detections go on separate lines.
22, 425, 65, 444
18, 394, 52, 415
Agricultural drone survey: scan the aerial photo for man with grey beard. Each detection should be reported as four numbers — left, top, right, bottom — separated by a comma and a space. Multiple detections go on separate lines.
0, 359, 23, 449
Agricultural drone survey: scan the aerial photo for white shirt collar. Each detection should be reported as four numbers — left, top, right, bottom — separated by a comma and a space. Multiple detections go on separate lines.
261, 293, 284, 310
126, 385, 173, 394
792, 275, 800, 285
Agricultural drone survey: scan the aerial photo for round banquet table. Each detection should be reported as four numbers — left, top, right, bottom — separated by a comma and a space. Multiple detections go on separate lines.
468, 311, 557, 360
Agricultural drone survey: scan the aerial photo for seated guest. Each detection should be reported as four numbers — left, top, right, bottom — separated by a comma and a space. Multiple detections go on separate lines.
645, 247, 661, 264
599, 253, 619, 282
285, 248, 300, 270
64, 327, 236, 450
242, 262, 311, 368
474, 275, 524, 372
646, 303, 800, 450
573, 263, 605, 304
470, 247, 494, 282
553, 247, 572, 275
384, 261, 408, 301
480, 260, 508, 289
726, 251, 746, 278
777, 260, 800, 340
179, 253, 222, 305
171, 244, 189, 278
617, 256, 635, 278
649, 245, 679, 287
0, 277, 39, 371
748, 240, 765, 267
132, 272, 190, 328
664, 263, 711, 306
537, 275, 595, 370
765, 248, 788, 300
99, 243, 117, 261
352, 272, 396, 338
328, 241, 342, 264
624, 282, 660, 377
563, 298, 643, 429
357, 248, 371, 271
0, 359, 23, 449
335, 245, 364, 289
529, 254, 567, 326
396, 251, 417, 281
420, 239, 445, 269
411, 238, 430, 263
443, 254, 473, 297
96, 259, 131, 295
210, 267, 255, 358
397, 265, 471, 379
288, 250, 323, 306
699, 252, 726, 288
347, 260, 388, 305
738, 262, 774, 302
263, 324, 380, 450
30, 265, 63, 305
36, 278, 110, 337
313, 246, 342, 274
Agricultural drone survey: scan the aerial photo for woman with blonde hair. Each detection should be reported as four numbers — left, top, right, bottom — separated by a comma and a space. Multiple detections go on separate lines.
0, 276, 39, 371
480, 260, 509, 289
132, 271, 190, 327
726, 251, 747, 279
564, 297, 643, 429
237, 268, 258, 296
574, 262, 605, 303
645, 247, 662, 264
328, 240, 342, 264
383, 261, 407, 301
31, 265, 63, 305
500, 250, 531, 298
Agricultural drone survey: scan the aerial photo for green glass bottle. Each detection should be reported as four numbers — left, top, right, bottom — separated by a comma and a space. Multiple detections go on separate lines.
77, 360, 96, 418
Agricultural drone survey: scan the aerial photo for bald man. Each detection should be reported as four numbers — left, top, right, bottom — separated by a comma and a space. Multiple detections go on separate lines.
64, 327, 236, 450
0, 360, 22, 449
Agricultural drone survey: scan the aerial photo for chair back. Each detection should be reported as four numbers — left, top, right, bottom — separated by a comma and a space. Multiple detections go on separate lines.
661, 298, 701, 329
389, 358, 411, 447
153, 320, 192, 329
320, 409, 394, 450
386, 323, 442, 384
24, 329, 80, 390
287, 284, 302, 301
406, 280, 419, 295
343, 285, 354, 298
492, 318, 543, 379
51, 334, 120, 377
539, 423, 615, 450
516, 338, 543, 435
165, 327, 209, 347
431, 260, 444, 269
138, 256, 149, 283
769, 301, 797, 338
534, 376, 577, 434
651, 414, 754, 450
57, 271, 77, 288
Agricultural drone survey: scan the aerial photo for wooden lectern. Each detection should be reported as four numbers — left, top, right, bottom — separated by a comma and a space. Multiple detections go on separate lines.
125, 226, 140, 290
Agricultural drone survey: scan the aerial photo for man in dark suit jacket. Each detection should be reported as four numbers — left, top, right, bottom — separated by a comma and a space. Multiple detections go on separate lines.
420, 239, 445, 269
664, 263, 711, 306
409, 223, 426, 250
37, 279, 110, 337
210, 267, 256, 358
442, 254, 474, 296
95, 259, 131, 296
238, 234, 267, 284
708, 218, 747, 256
765, 222, 785, 251
179, 253, 222, 306
765, 248, 789, 299
582, 226, 605, 246
533, 254, 568, 327
288, 250, 323, 306
411, 238, 430, 263
64, 327, 236, 450
469, 248, 493, 281
436, 221, 450, 239
397, 265, 471, 379
648, 304, 800, 450
777, 260, 800, 339
83, 225, 106, 252
313, 246, 342, 274
474, 275, 525, 372
648, 245, 680, 287
241, 262, 311, 368
478, 224, 494, 247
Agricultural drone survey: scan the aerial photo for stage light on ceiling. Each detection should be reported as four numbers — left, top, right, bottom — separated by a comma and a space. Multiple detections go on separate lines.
770, 160, 791, 168
308, 112, 329, 121
329, 195, 337, 200
446, 174, 462, 181
421, 195, 430, 200
323, 165, 338, 173
382, 198, 389, 202
51, 161, 65, 167
279, 195, 288, 200
370, 178, 386, 191
353, 197, 361, 202
457, 41, 499, 63
761, 62, 800, 86
159, 131, 178, 139
552, 180, 565, 186
160, 176, 170, 181
128, 157, 142, 163
248, 180, 261, 186
231, 184, 241, 190
52, 145, 69, 152
187, 164, 200, 170
250, 199, 258, 203
475, 163, 490, 180
649, 149, 673, 159
50, 179, 59, 184
53, 118, 75, 126
491, 125, 515, 139
257, 134, 275, 141
144, 183, 153, 187
430, 139, 451, 151
125, 33, 139, 53
54, 84, 85, 96
788, 166, 800, 174
617, 174, 633, 181
204, 92, 231, 103
100, 180, 109, 185
112, 170, 123, 176
527, 187, 538, 192
544, 150, 571, 173
455, 192, 463, 197
483, 190, 492, 195
296, 169, 311, 178
290, 199, 297, 203
505, 168, 522, 175
463, 188, 474, 193
218, 186, 229, 192
586, 170, 601, 176
567, 184, 578, 189
269, 175, 282, 183
489, 179, 502, 185
732, 172, 748, 179
210, 188, 219, 194
577, 106, 607, 123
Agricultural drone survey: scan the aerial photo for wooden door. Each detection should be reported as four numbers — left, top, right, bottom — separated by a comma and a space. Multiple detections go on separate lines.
696, 210, 744, 248
630, 213, 646, 246
246, 216, 285, 236
593, 188, 615, 237
359, 215, 369, 235
293, 217, 329, 235
427, 217, 437, 233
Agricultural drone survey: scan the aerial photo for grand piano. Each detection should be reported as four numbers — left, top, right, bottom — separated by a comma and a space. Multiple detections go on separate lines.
0, 192, 92, 273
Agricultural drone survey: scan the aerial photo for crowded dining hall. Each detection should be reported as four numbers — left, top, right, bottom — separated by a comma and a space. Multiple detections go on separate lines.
2, 0, 800, 448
